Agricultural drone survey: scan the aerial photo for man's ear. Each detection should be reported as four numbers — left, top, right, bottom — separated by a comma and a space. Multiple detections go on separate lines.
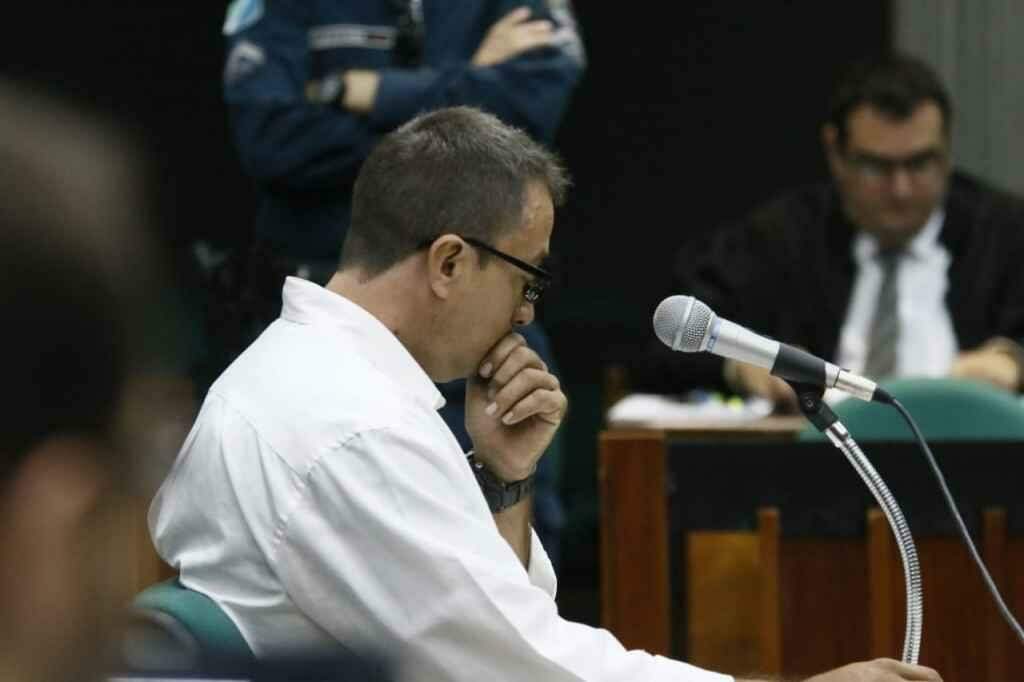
426, 235, 469, 300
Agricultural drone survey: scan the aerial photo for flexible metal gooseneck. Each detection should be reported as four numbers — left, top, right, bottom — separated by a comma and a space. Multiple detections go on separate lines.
793, 385, 922, 664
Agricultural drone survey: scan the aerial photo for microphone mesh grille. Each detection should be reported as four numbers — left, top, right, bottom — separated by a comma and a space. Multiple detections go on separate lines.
652, 295, 714, 352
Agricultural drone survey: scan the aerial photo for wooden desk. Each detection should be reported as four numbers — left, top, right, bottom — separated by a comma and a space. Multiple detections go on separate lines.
604, 416, 806, 438
597, 417, 802, 659
598, 423, 1024, 680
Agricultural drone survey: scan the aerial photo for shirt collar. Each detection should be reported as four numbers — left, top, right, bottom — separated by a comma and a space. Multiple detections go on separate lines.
279, 277, 445, 411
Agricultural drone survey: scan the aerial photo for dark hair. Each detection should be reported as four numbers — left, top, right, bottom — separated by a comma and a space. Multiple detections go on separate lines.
341, 106, 569, 276
828, 52, 952, 148
0, 227, 125, 484
0, 81, 159, 488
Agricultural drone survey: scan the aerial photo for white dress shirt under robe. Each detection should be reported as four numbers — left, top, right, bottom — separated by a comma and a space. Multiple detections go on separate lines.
836, 208, 958, 377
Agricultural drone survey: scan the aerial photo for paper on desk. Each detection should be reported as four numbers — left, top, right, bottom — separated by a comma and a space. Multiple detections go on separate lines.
607, 392, 774, 426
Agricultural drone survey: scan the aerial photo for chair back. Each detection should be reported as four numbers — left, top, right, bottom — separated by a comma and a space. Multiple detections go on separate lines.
123, 579, 254, 673
799, 377, 1024, 441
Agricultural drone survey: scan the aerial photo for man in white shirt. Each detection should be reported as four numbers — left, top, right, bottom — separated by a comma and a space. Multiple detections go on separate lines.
151, 106, 940, 681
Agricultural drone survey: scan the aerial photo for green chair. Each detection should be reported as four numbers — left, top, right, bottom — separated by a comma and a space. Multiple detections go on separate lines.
122, 578, 254, 673
798, 376, 1024, 441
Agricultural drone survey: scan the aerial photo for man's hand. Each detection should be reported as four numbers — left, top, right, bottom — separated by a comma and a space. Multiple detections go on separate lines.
465, 332, 567, 482
950, 341, 1021, 392
472, 7, 556, 67
336, 7, 556, 114
341, 69, 380, 114
723, 358, 799, 413
796, 657, 941, 682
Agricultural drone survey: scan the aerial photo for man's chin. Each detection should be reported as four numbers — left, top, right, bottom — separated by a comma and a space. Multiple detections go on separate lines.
868, 216, 928, 246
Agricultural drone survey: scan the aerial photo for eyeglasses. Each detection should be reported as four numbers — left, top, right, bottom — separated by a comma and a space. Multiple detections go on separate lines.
419, 235, 553, 304
843, 148, 947, 181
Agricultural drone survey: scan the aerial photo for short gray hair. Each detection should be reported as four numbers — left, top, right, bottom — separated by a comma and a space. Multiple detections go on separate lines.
341, 106, 569, 275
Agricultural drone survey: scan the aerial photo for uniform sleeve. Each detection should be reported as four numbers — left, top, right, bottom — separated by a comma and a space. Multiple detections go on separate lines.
222, 0, 380, 191
271, 425, 731, 682
369, 0, 585, 143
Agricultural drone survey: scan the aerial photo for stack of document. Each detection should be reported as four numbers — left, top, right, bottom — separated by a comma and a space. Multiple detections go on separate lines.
607, 391, 774, 427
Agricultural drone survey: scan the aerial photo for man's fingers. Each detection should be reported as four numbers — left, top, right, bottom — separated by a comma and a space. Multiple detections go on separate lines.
490, 368, 559, 416
479, 333, 527, 378
494, 6, 532, 28
808, 660, 943, 682
509, 22, 555, 45
873, 658, 942, 681
475, 11, 554, 67
512, 29, 556, 53
490, 343, 546, 385
500, 388, 567, 426
518, 19, 554, 34
768, 376, 797, 403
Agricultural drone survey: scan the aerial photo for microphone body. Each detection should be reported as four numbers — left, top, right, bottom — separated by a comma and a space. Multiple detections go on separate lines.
654, 295, 888, 403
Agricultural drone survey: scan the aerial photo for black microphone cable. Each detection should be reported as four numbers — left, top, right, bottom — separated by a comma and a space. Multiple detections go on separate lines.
888, 397, 1024, 644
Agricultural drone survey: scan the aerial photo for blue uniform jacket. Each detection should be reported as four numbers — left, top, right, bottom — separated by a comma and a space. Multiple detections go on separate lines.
223, 0, 585, 261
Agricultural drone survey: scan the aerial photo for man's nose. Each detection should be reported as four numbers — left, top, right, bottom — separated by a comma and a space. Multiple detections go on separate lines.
513, 301, 535, 327
888, 166, 914, 198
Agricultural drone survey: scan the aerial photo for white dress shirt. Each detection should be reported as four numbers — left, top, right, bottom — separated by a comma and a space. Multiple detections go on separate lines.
150, 277, 731, 682
836, 208, 958, 378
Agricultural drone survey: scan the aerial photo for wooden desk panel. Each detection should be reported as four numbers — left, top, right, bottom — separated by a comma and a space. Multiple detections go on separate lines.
598, 430, 671, 655
598, 419, 803, 661
598, 428, 1024, 681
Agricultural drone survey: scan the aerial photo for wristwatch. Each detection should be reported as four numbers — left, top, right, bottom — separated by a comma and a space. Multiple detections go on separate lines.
467, 453, 535, 513
305, 71, 347, 105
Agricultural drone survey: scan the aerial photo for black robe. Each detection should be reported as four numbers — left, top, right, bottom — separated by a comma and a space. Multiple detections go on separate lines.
633, 171, 1024, 394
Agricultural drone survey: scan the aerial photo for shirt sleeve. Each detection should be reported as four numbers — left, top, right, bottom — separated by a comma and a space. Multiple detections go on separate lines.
223, 0, 379, 191
527, 528, 557, 598
368, 0, 585, 144
271, 425, 732, 682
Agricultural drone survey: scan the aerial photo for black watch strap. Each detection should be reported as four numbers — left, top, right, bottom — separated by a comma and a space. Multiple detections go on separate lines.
467, 453, 535, 513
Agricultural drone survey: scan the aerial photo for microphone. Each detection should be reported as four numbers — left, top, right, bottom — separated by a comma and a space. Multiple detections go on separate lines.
652, 295, 891, 403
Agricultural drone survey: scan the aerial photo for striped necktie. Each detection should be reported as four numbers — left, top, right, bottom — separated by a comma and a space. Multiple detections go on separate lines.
863, 249, 902, 379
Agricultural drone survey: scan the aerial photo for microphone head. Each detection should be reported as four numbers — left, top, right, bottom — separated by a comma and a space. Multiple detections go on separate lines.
652, 295, 715, 352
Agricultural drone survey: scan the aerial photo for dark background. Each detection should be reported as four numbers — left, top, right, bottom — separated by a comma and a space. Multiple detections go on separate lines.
0, 1, 890, 622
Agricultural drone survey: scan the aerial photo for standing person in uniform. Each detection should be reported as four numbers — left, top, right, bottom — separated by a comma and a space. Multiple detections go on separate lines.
221, 0, 582, 280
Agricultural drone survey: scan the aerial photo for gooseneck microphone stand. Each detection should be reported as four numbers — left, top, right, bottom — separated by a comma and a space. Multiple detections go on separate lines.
788, 382, 922, 665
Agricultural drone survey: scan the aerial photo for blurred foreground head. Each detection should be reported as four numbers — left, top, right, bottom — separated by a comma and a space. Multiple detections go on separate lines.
0, 79, 168, 682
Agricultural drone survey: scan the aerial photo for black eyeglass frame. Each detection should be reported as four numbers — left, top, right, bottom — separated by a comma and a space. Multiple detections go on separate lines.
840, 147, 949, 180
418, 234, 553, 304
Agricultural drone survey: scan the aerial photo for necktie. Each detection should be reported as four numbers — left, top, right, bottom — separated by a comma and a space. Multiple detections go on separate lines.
863, 249, 902, 378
